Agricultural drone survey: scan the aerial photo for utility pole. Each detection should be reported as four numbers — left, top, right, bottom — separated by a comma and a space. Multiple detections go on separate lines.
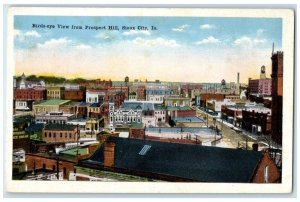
56, 157, 59, 180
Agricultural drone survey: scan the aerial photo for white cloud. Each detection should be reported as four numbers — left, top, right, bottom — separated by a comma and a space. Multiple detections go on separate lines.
14, 29, 22, 37
172, 24, 190, 32
95, 32, 112, 39
122, 30, 151, 36
195, 36, 220, 45
37, 37, 72, 49
24, 31, 41, 38
14, 29, 41, 39
75, 44, 92, 50
234, 36, 252, 47
200, 24, 216, 29
234, 36, 267, 48
256, 29, 265, 36
132, 37, 180, 47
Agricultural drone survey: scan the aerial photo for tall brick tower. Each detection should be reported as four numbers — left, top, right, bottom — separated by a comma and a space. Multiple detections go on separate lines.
271, 49, 283, 145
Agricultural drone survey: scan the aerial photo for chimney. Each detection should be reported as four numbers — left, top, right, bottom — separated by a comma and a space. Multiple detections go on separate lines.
103, 141, 116, 167
252, 143, 259, 151
237, 72, 240, 85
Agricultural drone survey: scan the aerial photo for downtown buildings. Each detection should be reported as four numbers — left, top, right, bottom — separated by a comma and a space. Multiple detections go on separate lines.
12, 49, 283, 182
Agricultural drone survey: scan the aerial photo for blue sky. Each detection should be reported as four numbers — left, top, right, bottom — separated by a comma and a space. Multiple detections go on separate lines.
14, 15, 282, 83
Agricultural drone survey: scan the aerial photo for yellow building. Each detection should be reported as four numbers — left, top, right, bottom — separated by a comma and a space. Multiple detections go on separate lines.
33, 99, 71, 114
164, 96, 191, 107
46, 86, 65, 99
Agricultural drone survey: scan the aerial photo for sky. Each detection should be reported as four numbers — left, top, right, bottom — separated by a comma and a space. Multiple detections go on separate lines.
14, 16, 282, 83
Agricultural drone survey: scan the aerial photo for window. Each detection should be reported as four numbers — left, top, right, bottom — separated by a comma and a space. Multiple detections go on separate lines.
45, 132, 47, 137
65, 133, 68, 138
53, 133, 56, 138
69, 133, 72, 138
264, 165, 269, 183
52, 165, 56, 171
60, 133, 63, 138
139, 145, 151, 155
49, 132, 52, 138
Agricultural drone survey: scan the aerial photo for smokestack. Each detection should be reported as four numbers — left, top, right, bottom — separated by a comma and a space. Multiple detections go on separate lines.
103, 140, 116, 167
237, 72, 240, 85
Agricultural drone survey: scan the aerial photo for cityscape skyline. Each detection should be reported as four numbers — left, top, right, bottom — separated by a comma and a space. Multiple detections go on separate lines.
14, 16, 282, 83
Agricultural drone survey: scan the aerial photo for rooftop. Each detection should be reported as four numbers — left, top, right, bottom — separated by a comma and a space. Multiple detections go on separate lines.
80, 136, 263, 182
60, 147, 89, 156
44, 124, 77, 131
34, 99, 71, 106
166, 106, 192, 111
174, 116, 204, 123
25, 123, 44, 132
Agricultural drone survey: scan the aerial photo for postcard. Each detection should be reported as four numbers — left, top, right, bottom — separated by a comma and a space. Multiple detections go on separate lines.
5, 7, 294, 193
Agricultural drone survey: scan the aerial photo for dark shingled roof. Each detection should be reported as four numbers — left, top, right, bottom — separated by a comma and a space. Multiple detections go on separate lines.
44, 124, 77, 131
25, 123, 44, 132
80, 136, 263, 182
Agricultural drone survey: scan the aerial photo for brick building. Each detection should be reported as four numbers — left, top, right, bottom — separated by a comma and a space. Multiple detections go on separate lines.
25, 153, 76, 179
271, 51, 283, 144
14, 88, 47, 100
75, 136, 280, 182
129, 85, 146, 100
108, 86, 129, 100
79, 79, 112, 89
180, 84, 202, 97
248, 78, 272, 95
199, 93, 225, 107
64, 88, 86, 101
108, 91, 126, 108
42, 124, 80, 143
242, 109, 272, 135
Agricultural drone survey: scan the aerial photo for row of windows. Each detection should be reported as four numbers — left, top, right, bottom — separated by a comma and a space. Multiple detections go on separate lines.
36, 119, 66, 124
110, 116, 141, 123
44, 131, 73, 139
154, 111, 165, 115
47, 91, 60, 95
17, 102, 27, 106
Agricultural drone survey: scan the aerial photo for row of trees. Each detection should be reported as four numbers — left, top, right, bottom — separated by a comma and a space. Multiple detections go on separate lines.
15, 75, 96, 84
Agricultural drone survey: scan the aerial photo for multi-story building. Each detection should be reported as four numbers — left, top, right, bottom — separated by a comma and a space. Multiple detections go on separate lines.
108, 101, 143, 131
14, 80, 47, 111
180, 84, 203, 98
154, 104, 167, 124
129, 85, 146, 101
242, 108, 272, 135
46, 86, 65, 99
108, 86, 129, 100
164, 96, 191, 107
35, 111, 75, 125
42, 124, 80, 143
248, 79, 272, 95
108, 91, 126, 108
64, 87, 86, 101
14, 88, 47, 101
199, 93, 225, 107
271, 51, 283, 144
33, 99, 71, 114
86, 89, 107, 103
145, 82, 174, 103
206, 99, 235, 116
